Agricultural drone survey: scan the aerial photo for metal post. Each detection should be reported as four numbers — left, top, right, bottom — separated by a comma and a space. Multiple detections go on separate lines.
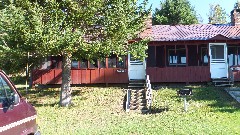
26, 52, 29, 94
184, 96, 187, 112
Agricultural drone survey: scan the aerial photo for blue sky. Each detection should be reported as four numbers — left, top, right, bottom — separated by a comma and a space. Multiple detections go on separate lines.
146, 0, 237, 24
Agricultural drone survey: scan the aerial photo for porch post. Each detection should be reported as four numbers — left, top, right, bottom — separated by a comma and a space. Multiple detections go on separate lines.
185, 45, 188, 66
106, 58, 109, 68
197, 45, 199, 66
164, 45, 167, 67
207, 44, 210, 66
154, 46, 156, 67
175, 45, 177, 67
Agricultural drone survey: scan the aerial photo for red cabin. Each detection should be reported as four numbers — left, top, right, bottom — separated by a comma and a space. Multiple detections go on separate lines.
32, 10, 240, 86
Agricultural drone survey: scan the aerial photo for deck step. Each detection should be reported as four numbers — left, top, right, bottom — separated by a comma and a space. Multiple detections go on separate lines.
129, 82, 145, 84
212, 80, 231, 82
212, 78, 234, 87
126, 79, 150, 113
214, 83, 233, 86
128, 86, 145, 88
131, 102, 147, 106
130, 99, 147, 104
130, 105, 148, 110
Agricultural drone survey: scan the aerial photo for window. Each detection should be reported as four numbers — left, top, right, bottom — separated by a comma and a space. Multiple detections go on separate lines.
201, 47, 208, 66
117, 56, 126, 68
188, 45, 198, 66
147, 46, 156, 67
80, 59, 88, 68
228, 46, 239, 67
210, 45, 224, 59
89, 60, 98, 68
0, 75, 14, 104
168, 48, 186, 66
99, 59, 106, 68
156, 46, 165, 67
40, 56, 62, 69
108, 55, 126, 68
108, 55, 117, 68
71, 61, 79, 68
51, 56, 61, 69
40, 57, 51, 69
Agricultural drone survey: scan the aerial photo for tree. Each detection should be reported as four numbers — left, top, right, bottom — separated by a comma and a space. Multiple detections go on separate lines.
208, 4, 227, 24
234, 0, 240, 9
153, 0, 198, 25
0, 0, 150, 106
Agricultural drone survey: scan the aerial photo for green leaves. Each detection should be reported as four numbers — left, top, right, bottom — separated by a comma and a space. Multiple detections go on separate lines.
153, 0, 199, 25
208, 4, 227, 24
0, 0, 149, 73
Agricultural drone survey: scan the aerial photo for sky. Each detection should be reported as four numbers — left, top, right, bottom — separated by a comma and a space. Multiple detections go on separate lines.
147, 0, 238, 24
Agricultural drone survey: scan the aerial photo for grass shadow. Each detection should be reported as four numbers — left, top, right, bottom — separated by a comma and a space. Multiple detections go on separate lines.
191, 86, 240, 113
149, 106, 169, 114
19, 87, 83, 107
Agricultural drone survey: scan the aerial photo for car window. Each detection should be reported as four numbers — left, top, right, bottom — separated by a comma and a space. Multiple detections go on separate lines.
0, 75, 14, 104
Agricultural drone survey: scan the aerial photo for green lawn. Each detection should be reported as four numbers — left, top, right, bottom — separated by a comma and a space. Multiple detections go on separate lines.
19, 85, 240, 135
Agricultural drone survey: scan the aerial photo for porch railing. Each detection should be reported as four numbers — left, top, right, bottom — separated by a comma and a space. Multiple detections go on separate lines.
146, 75, 152, 111
126, 89, 131, 112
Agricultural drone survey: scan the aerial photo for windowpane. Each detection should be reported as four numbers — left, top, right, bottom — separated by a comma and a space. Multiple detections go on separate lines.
228, 47, 238, 66
51, 56, 61, 69
147, 46, 156, 67
71, 61, 79, 68
178, 49, 186, 64
108, 55, 117, 68
99, 59, 106, 68
188, 45, 198, 66
80, 59, 88, 68
210, 45, 224, 59
199, 47, 208, 66
117, 56, 126, 68
89, 60, 98, 68
168, 48, 186, 66
108, 55, 126, 68
0, 75, 13, 104
156, 46, 165, 67
40, 58, 50, 69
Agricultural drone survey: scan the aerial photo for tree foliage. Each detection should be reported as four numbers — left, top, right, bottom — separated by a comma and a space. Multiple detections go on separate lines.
0, 0, 150, 106
208, 4, 227, 24
152, 0, 198, 25
234, 0, 240, 9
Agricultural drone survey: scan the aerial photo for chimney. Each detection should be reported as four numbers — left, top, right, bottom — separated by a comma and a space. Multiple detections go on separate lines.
145, 12, 152, 29
231, 9, 240, 26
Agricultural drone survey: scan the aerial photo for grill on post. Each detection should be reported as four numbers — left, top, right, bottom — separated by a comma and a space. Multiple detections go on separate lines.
178, 88, 193, 112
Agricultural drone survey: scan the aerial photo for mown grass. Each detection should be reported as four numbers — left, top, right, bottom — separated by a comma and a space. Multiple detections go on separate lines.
18, 85, 240, 135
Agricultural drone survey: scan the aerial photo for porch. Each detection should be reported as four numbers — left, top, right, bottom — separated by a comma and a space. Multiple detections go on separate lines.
146, 40, 240, 83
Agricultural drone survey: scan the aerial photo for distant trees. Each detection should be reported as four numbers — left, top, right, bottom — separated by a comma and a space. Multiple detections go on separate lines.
153, 0, 198, 25
208, 4, 227, 24
234, 0, 240, 9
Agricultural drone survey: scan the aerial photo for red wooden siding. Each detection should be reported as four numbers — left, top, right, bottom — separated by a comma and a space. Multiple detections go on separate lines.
32, 69, 62, 84
33, 66, 211, 85
32, 68, 128, 85
147, 66, 211, 83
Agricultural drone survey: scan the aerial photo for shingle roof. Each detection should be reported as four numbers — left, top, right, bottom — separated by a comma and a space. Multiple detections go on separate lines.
140, 24, 240, 41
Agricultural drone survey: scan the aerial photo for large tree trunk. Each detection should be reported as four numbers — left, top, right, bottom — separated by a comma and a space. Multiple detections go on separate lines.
60, 53, 72, 107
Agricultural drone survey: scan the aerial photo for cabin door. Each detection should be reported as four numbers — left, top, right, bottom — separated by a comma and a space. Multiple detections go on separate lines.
209, 43, 228, 79
128, 54, 146, 80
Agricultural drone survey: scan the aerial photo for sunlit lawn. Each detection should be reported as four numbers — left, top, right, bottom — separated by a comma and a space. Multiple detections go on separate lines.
18, 85, 240, 135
